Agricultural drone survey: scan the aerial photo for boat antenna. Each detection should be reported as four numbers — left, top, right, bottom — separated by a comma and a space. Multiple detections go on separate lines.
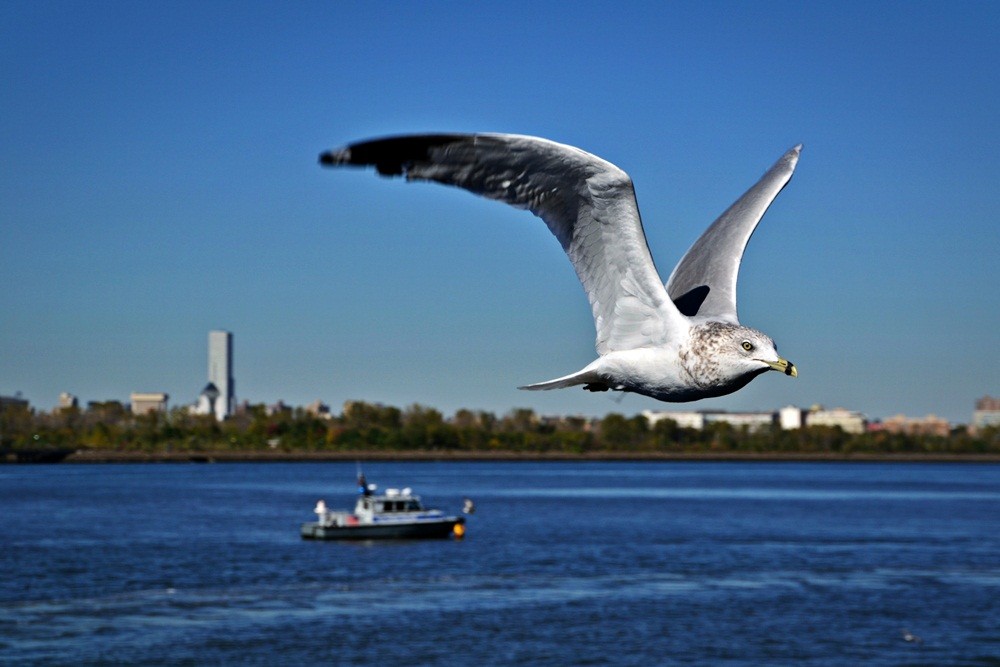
355, 461, 370, 496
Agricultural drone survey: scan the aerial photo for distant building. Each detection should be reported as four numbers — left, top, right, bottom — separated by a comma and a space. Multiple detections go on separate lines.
305, 400, 332, 419
643, 409, 775, 432
972, 396, 1000, 432
643, 410, 706, 430
131, 392, 169, 415
208, 330, 234, 421
976, 396, 1000, 411
195, 383, 221, 418
268, 400, 292, 417
704, 411, 776, 431
779, 405, 805, 430
882, 414, 951, 437
0, 394, 29, 412
645, 405, 869, 433
805, 406, 867, 434
58, 392, 79, 409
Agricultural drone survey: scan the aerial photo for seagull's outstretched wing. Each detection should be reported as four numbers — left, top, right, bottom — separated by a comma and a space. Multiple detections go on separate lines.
320, 133, 687, 354
666, 145, 801, 323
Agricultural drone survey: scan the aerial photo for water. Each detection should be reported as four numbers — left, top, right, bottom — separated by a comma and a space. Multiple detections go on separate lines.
1, 461, 998, 665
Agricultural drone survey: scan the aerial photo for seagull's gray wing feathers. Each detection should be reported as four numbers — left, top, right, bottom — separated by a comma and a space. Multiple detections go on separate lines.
321, 133, 687, 354
666, 145, 801, 324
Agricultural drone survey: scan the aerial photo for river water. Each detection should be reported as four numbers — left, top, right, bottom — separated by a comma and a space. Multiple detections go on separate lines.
1, 461, 998, 665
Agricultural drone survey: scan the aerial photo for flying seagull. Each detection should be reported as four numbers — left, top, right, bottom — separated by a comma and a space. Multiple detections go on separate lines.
320, 134, 799, 402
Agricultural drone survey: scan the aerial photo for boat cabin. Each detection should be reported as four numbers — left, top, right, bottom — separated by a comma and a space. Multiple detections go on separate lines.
355, 488, 427, 518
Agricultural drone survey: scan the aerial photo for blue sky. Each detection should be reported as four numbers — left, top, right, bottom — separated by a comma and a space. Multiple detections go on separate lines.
2, 1, 997, 424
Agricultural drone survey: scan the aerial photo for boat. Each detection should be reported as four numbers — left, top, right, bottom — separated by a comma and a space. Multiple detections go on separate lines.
301, 474, 466, 540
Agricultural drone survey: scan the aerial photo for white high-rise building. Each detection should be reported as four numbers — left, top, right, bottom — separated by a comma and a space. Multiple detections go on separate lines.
208, 330, 234, 421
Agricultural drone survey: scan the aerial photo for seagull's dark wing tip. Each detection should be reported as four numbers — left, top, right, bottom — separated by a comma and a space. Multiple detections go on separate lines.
319, 134, 470, 175
318, 150, 341, 166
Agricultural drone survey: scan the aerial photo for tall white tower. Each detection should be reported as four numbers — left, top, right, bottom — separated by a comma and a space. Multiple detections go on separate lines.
208, 330, 234, 421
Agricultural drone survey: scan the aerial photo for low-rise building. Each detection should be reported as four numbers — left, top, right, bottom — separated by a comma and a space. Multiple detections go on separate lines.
882, 414, 950, 437
642, 410, 706, 430
0, 394, 29, 412
779, 405, 805, 430
703, 411, 776, 431
805, 406, 867, 434
267, 400, 292, 417
305, 400, 332, 419
972, 396, 1000, 432
130, 392, 169, 415
643, 409, 775, 432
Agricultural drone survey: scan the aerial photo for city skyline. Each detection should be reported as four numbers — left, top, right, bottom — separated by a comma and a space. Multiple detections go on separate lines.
4, 379, 992, 430
2, 3, 998, 424
5, 319, 991, 424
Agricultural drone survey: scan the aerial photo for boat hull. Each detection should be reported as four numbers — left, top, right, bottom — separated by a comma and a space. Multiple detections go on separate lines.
301, 517, 464, 540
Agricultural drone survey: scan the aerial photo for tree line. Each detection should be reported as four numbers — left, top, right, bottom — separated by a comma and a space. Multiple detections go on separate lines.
2, 399, 998, 456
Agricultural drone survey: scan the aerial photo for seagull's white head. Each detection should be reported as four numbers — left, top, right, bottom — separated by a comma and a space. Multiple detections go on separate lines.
734, 327, 797, 379
685, 322, 797, 394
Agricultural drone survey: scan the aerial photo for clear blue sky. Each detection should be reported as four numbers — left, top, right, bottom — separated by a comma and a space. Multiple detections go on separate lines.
2, 1, 997, 424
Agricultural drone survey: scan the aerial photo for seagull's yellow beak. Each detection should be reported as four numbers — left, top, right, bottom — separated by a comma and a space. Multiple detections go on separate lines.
764, 357, 797, 377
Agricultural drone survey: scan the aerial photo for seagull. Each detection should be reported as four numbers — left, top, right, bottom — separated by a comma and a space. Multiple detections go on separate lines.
320, 134, 799, 403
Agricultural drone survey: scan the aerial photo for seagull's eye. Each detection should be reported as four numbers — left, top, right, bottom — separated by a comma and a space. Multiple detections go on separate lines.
741, 341, 754, 352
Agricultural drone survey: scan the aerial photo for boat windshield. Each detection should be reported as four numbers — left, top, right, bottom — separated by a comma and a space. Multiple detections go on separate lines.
377, 499, 423, 512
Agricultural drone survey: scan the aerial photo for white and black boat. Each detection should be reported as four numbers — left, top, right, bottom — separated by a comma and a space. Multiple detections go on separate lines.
301, 474, 466, 540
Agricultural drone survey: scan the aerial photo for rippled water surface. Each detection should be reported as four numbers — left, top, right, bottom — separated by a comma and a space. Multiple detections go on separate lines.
2, 461, 998, 665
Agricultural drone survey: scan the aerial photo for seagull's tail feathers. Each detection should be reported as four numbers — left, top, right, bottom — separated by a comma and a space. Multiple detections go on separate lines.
518, 365, 605, 392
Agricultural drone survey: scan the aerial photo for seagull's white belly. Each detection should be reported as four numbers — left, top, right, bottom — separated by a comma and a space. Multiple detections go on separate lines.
594, 344, 758, 403
596, 348, 695, 399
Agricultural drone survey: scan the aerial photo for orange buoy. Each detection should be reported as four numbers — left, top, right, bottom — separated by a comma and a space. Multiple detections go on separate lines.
453, 522, 466, 539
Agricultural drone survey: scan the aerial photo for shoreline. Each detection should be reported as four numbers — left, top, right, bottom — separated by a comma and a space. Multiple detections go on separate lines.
59, 449, 1000, 464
